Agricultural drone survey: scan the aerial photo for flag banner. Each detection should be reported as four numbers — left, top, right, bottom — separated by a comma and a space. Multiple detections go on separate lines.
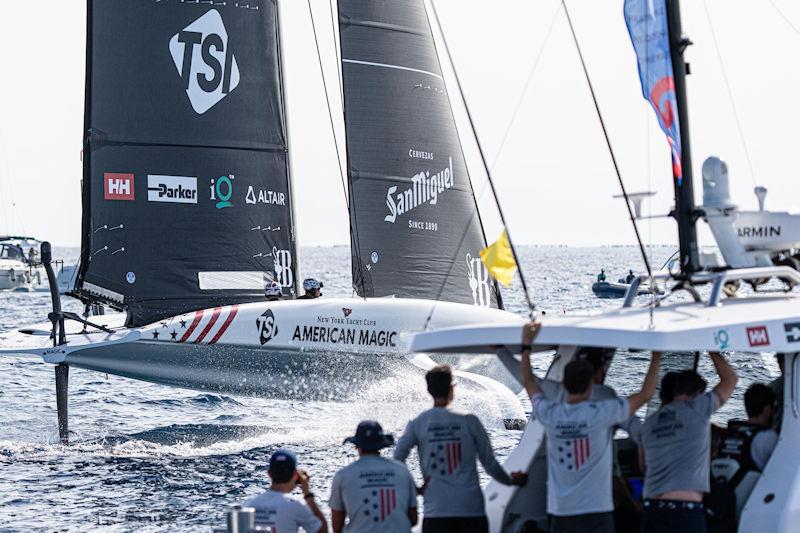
479, 230, 517, 286
624, 0, 683, 186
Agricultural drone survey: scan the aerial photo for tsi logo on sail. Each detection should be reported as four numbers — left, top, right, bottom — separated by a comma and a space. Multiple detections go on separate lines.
169, 9, 240, 114
384, 157, 454, 223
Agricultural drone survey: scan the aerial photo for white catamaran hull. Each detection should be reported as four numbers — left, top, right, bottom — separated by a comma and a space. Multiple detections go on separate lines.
0, 298, 527, 421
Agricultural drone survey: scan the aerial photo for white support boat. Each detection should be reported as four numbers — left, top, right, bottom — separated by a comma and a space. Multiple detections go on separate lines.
0, 236, 43, 291
410, 0, 800, 531
0, 0, 528, 442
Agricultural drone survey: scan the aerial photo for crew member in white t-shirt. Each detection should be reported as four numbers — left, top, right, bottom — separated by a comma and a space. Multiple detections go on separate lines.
520, 321, 661, 533
330, 420, 418, 533
394, 365, 528, 533
244, 449, 327, 533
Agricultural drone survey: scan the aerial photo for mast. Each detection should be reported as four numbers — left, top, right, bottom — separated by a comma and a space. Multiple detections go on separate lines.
276, 0, 300, 298
666, 0, 701, 277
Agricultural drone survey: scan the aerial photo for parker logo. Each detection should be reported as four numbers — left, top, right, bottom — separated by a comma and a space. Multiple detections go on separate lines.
342, 308, 352, 318
466, 252, 491, 307
104, 173, 135, 201
147, 175, 198, 204
746, 326, 770, 347
257, 309, 278, 345
784, 322, 800, 343
169, 9, 241, 115
384, 157, 454, 223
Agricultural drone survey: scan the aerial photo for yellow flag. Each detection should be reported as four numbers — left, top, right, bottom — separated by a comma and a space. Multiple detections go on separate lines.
479, 230, 517, 286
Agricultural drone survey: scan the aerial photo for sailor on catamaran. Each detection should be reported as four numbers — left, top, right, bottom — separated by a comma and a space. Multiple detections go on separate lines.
265, 280, 284, 302
297, 278, 323, 300
521, 322, 661, 533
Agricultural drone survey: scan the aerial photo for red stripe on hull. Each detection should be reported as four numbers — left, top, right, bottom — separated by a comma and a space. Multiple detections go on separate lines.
194, 307, 222, 343
179, 310, 204, 342
208, 305, 239, 345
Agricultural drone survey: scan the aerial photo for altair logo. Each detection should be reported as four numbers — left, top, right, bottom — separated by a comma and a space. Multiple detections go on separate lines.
169, 9, 241, 114
384, 157, 454, 223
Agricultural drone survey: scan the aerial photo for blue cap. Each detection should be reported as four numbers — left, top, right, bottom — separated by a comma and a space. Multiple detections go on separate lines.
269, 449, 297, 479
344, 420, 394, 451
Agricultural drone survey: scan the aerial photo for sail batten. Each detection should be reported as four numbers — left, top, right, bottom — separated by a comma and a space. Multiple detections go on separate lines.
76, 0, 297, 327
338, 0, 497, 308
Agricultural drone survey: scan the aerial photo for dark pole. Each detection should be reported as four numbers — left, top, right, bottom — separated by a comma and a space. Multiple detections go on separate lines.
55, 364, 69, 444
666, 0, 701, 277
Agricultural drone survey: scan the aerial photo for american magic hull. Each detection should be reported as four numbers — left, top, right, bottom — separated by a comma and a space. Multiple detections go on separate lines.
0, 297, 526, 423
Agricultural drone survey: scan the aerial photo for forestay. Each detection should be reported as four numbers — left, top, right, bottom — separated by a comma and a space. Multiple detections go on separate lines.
76, 0, 296, 326
338, 0, 499, 307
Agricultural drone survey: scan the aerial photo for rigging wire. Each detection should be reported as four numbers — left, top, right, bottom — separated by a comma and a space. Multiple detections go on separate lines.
490, 2, 562, 171
701, 0, 757, 186
429, 0, 535, 317
307, 0, 349, 208
768, 0, 800, 36
561, 0, 653, 278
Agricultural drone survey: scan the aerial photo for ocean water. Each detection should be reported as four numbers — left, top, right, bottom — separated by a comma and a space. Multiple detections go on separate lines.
0, 246, 781, 531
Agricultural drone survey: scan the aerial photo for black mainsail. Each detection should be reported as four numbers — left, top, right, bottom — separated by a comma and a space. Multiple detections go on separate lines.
338, 0, 499, 308
76, 0, 296, 326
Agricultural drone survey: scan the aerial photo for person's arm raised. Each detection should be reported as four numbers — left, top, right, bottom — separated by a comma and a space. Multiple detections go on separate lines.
521, 321, 542, 399
627, 351, 662, 415
710, 351, 737, 405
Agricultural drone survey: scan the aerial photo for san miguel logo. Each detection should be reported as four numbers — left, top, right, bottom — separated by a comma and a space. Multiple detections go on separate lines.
746, 325, 770, 347
257, 309, 278, 345
384, 157, 454, 223
272, 247, 294, 288
169, 9, 240, 114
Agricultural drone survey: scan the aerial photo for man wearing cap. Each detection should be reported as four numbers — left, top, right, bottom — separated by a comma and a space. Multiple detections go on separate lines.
329, 421, 417, 533
265, 280, 283, 302
244, 449, 327, 532
297, 278, 323, 300
393, 365, 527, 533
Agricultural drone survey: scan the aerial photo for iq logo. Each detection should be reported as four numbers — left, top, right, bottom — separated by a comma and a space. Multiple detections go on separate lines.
169, 9, 240, 114
210, 175, 234, 209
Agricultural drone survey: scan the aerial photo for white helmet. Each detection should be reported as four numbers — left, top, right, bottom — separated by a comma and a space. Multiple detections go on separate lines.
303, 278, 322, 291
265, 280, 283, 297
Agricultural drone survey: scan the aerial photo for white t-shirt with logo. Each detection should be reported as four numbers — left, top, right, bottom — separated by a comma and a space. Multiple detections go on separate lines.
329, 455, 417, 533
534, 395, 630, 516
244, 490, 322, 533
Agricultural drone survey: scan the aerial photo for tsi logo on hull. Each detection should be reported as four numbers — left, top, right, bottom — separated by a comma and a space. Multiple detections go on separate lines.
169, 9, 240, 115
147, 175, 198, 203
257, 309, 278, 345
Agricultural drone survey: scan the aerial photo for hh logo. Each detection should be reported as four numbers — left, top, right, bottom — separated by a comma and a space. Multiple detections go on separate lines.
257, 309, 278, 345
169, 9, 240, 114
104, 173, 134, 200
273, 247, 293, 288
746, 326, 770, 347
466, 253, 491, 307
784, 322, 800, 343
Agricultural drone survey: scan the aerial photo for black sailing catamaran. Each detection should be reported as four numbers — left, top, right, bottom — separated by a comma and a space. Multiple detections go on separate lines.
0, 0, 528, 442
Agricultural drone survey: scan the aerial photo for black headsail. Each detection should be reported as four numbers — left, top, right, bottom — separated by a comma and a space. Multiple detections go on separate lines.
337, 0, 499, 308
76, 0, 297, 326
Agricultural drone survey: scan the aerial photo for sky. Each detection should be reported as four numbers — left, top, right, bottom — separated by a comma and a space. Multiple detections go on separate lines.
0, 0, 798, 249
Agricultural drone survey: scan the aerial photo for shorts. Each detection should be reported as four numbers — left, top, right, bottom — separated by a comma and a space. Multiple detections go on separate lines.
422, 515, 489, 533
549, 512, 615, 533
641, 499, 706, 533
